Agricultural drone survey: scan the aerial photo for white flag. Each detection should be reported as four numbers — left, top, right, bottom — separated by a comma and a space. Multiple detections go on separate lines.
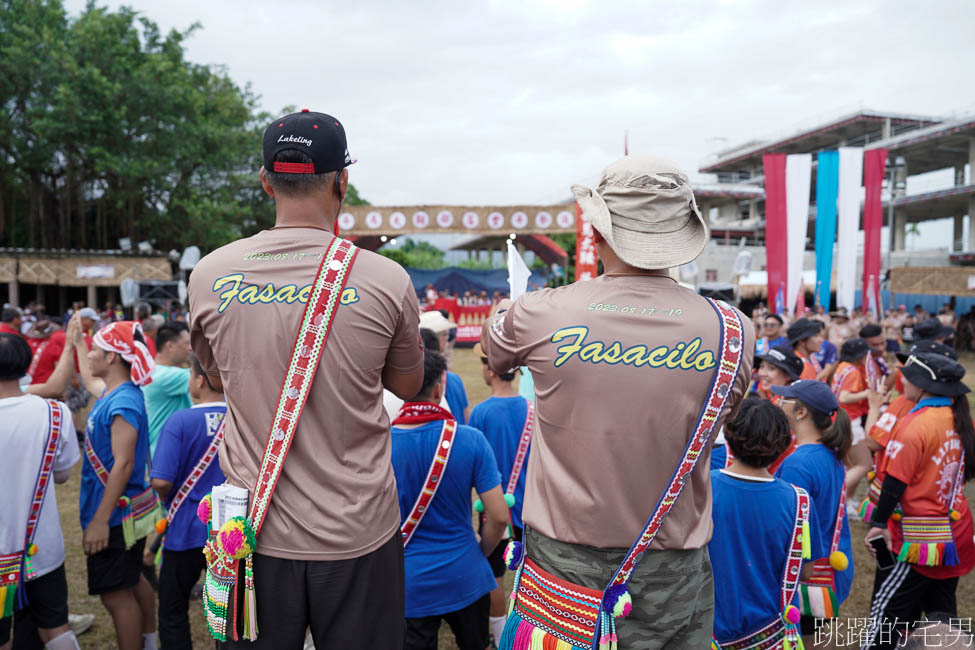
507, 241, 531, 300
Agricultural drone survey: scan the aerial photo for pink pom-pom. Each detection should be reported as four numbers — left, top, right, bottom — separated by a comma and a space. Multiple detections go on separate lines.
197, 496, 211, 525
784, 605, 801, 625
220, 527, 245, 558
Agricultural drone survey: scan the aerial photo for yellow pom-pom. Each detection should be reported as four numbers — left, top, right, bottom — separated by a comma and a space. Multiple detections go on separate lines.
27, 544, 38, 556
829, 551, 849, 571
155, 518, 168, 534
950, 509, 961, 522
867, 470, 875, 481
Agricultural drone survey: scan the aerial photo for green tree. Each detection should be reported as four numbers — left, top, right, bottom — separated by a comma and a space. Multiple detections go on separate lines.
379, 238, 445, 269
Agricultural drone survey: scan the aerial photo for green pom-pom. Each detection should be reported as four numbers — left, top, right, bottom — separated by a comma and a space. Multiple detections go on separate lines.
504, 493, 516, 508
473, 499, 484, 513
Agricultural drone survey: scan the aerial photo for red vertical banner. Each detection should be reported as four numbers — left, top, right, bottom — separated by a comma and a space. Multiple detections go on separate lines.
763, 154, 788, 313
862, 148, 888, 318
574, 202, 598, 281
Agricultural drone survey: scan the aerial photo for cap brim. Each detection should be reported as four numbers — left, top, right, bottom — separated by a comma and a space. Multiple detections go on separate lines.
768, 384, 796, 398
901, 365, 970, 396
755, 355, 800, 381
607, 215, 709, 270
472, 342, 488, 360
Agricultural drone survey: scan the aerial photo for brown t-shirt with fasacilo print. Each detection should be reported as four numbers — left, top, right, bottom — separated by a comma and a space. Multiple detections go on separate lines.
188, 227, 423, 561
481, 272, 754, 550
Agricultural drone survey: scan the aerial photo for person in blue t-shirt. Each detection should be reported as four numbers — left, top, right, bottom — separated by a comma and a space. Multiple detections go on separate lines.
391, 349, 508, 650
143, 321, 192, 455
772, 380, 854, 646
710, 397, 824, 647
468, 342, 532, 645
75, 321, 158, 650
150, 355, 226, 650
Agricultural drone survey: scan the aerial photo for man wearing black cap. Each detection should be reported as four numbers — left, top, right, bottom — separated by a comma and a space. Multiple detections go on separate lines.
188, 110, 424, 648
914, 317, 954, 345
787, 318, 825, 381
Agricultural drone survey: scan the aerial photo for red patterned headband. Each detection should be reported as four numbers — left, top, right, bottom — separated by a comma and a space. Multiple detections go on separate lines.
93, 321, 155, 386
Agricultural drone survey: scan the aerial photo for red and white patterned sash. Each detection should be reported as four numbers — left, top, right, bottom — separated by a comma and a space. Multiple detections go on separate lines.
828, 481, 846, 555
84, 427, 110, 485
831, 365, 856, 399
782, 486, 810, 608
247, 237, 358, 538
605, 299, 745, 592
167, 413, 225, 524
401, 420, 458, 547
505, 400, 535, 497
24, 401, 63, 558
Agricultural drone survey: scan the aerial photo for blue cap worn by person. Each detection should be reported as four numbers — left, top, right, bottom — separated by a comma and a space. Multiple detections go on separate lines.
770, 380, 839, 416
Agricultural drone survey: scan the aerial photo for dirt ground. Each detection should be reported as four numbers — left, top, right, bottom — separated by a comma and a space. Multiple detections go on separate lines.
51, 347, 974, 648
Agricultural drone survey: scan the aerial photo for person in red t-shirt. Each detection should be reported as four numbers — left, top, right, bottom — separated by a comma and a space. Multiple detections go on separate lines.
0, 306, 24, 339
861, 352, 975, 650
787, 318, 826, 381
833, 338, 873, 507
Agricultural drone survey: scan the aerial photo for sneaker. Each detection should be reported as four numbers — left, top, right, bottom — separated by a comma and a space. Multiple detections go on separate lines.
68, 613, 95, 636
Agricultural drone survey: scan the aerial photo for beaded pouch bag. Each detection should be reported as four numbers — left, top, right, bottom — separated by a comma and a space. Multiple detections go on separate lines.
499, 299, 745, 650
200, 237, 358, 642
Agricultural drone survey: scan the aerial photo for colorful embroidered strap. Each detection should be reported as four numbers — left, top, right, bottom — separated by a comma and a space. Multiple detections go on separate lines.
782, 486, 809, 609
506, 400, 535, 497
947, 451, 966, 513
83, 425, 110, 485
247, 237, 358, 537
401, 420, 457, 547
809, 353, 823, 375
604, 299, 744, 592
831, 365, 855, 399
167, 415, 225, 524
829, 480, 846, 554
24, 401, 63, 555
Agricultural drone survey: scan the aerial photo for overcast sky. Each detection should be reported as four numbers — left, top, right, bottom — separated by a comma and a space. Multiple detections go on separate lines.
65, 0, 975, 245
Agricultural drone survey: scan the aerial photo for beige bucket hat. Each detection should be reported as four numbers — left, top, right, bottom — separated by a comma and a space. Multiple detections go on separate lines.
571, 155, 708, 270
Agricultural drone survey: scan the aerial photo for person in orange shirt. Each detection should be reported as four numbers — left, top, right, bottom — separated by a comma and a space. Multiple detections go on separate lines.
861, 352, 975, 650
788, 318, 826, 381
832, 338, 873, 509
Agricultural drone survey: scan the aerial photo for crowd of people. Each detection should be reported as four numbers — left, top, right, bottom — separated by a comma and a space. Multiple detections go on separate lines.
2, 110, 974, 650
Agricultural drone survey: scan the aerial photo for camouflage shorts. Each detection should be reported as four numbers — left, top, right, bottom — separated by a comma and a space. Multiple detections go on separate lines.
524, 526, 714, 649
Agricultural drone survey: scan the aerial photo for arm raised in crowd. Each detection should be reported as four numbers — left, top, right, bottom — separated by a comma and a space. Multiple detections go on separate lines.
25, 322, 77, 398
73, 319, 106, 397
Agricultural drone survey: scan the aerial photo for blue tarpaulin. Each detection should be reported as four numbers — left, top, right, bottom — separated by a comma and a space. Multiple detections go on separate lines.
404, 266, 548, 297
854, 290, 975, 315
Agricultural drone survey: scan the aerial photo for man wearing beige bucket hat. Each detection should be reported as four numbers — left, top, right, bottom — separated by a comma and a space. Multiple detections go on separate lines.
481, 156, 754, 647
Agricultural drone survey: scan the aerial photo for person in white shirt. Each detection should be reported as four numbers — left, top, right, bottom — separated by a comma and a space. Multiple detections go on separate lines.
0, 333, 82, 650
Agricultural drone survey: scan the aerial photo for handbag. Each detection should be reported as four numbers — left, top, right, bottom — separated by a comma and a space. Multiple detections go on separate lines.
499, 299, 745, 650
199, 236, 358, 642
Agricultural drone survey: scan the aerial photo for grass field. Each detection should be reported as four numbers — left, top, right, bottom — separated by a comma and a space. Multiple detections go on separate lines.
50, 347, 974, 648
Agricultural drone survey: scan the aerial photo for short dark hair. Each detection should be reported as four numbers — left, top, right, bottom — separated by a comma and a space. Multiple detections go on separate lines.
480, 357, 516, 382
859, 324, 882, 338
134, 302, 152, 321
1, 307, 21, 324
156, 321, 189, 351
766, 314, 783, 326
0, 333, 32, 380
189, 353, 220, 393
412, 349, 447, 401
724, 397, 791, 469
265, 149, 338, 198
419, 328, 441, 352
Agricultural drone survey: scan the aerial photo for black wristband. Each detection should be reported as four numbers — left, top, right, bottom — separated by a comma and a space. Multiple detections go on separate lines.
871, 475, 908, 527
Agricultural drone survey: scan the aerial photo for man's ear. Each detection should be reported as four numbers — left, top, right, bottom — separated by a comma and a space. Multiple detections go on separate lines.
259, 166, 275, 198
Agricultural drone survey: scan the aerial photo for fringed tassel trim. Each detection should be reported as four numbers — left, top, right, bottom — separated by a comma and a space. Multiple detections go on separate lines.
897, 541, 959, 567
858, 499, 874, 524
242, 555, 258, 640
0, 583, 16, 620
498, 611, 584, 650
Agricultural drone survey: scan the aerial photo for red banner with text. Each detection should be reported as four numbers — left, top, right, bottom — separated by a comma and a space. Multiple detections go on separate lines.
574, 203, 598, 281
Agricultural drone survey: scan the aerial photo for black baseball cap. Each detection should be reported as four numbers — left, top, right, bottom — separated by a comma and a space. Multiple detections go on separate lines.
786, 318, 824, 345
770, 380, 839, 416
262, 110, 356, 174
756, 345, 804, 382
914, 318, 953, 342
896, 340, 958, 363
900, 352, 969, 397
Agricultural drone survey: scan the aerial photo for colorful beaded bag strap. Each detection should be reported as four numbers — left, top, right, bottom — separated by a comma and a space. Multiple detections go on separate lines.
401, 420, 458, 547
506, 400, 535, 498
166, 414, 225, 525
500, 299, 745, 650
201, 236, 358, 643
1, 400, 63, 619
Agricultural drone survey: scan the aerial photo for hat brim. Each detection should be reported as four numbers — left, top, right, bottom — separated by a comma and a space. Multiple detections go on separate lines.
587, 208, 709, 271
755, 354, 800, 381
472, 342, 488, 360
901, 365, 970, 397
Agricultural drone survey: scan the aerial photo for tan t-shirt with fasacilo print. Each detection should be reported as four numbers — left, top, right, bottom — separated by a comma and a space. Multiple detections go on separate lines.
482, 273, 754, 550
188, 227, 423, 561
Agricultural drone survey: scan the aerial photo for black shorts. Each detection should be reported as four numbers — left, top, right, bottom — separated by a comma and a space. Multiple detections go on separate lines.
86, 525, 147, 596
486, 526, 523, 578
405, 593, 490, 650
0, 564, 69, 645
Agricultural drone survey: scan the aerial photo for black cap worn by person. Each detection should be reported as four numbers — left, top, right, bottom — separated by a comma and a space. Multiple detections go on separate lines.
897, 340, 958, 362
262, 110, 356, 174
900, 352, 969, 397
755, 345, 804, 382
770, 380, 839, 416
914, 317, 953, 342
787, 318, 824, 345
839, 338, 870, 363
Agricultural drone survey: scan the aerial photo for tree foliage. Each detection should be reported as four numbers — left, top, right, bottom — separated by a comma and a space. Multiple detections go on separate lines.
0, 0, 364, 253
379, 238, 446, 269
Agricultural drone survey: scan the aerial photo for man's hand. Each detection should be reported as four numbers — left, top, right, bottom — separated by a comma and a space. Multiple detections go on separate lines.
867, 380, 890, 411
83, 518, 110, 556
863, 526, 892, 558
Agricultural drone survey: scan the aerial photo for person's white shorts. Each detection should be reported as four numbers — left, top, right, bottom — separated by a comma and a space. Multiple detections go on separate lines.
850, 416, 866, 444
